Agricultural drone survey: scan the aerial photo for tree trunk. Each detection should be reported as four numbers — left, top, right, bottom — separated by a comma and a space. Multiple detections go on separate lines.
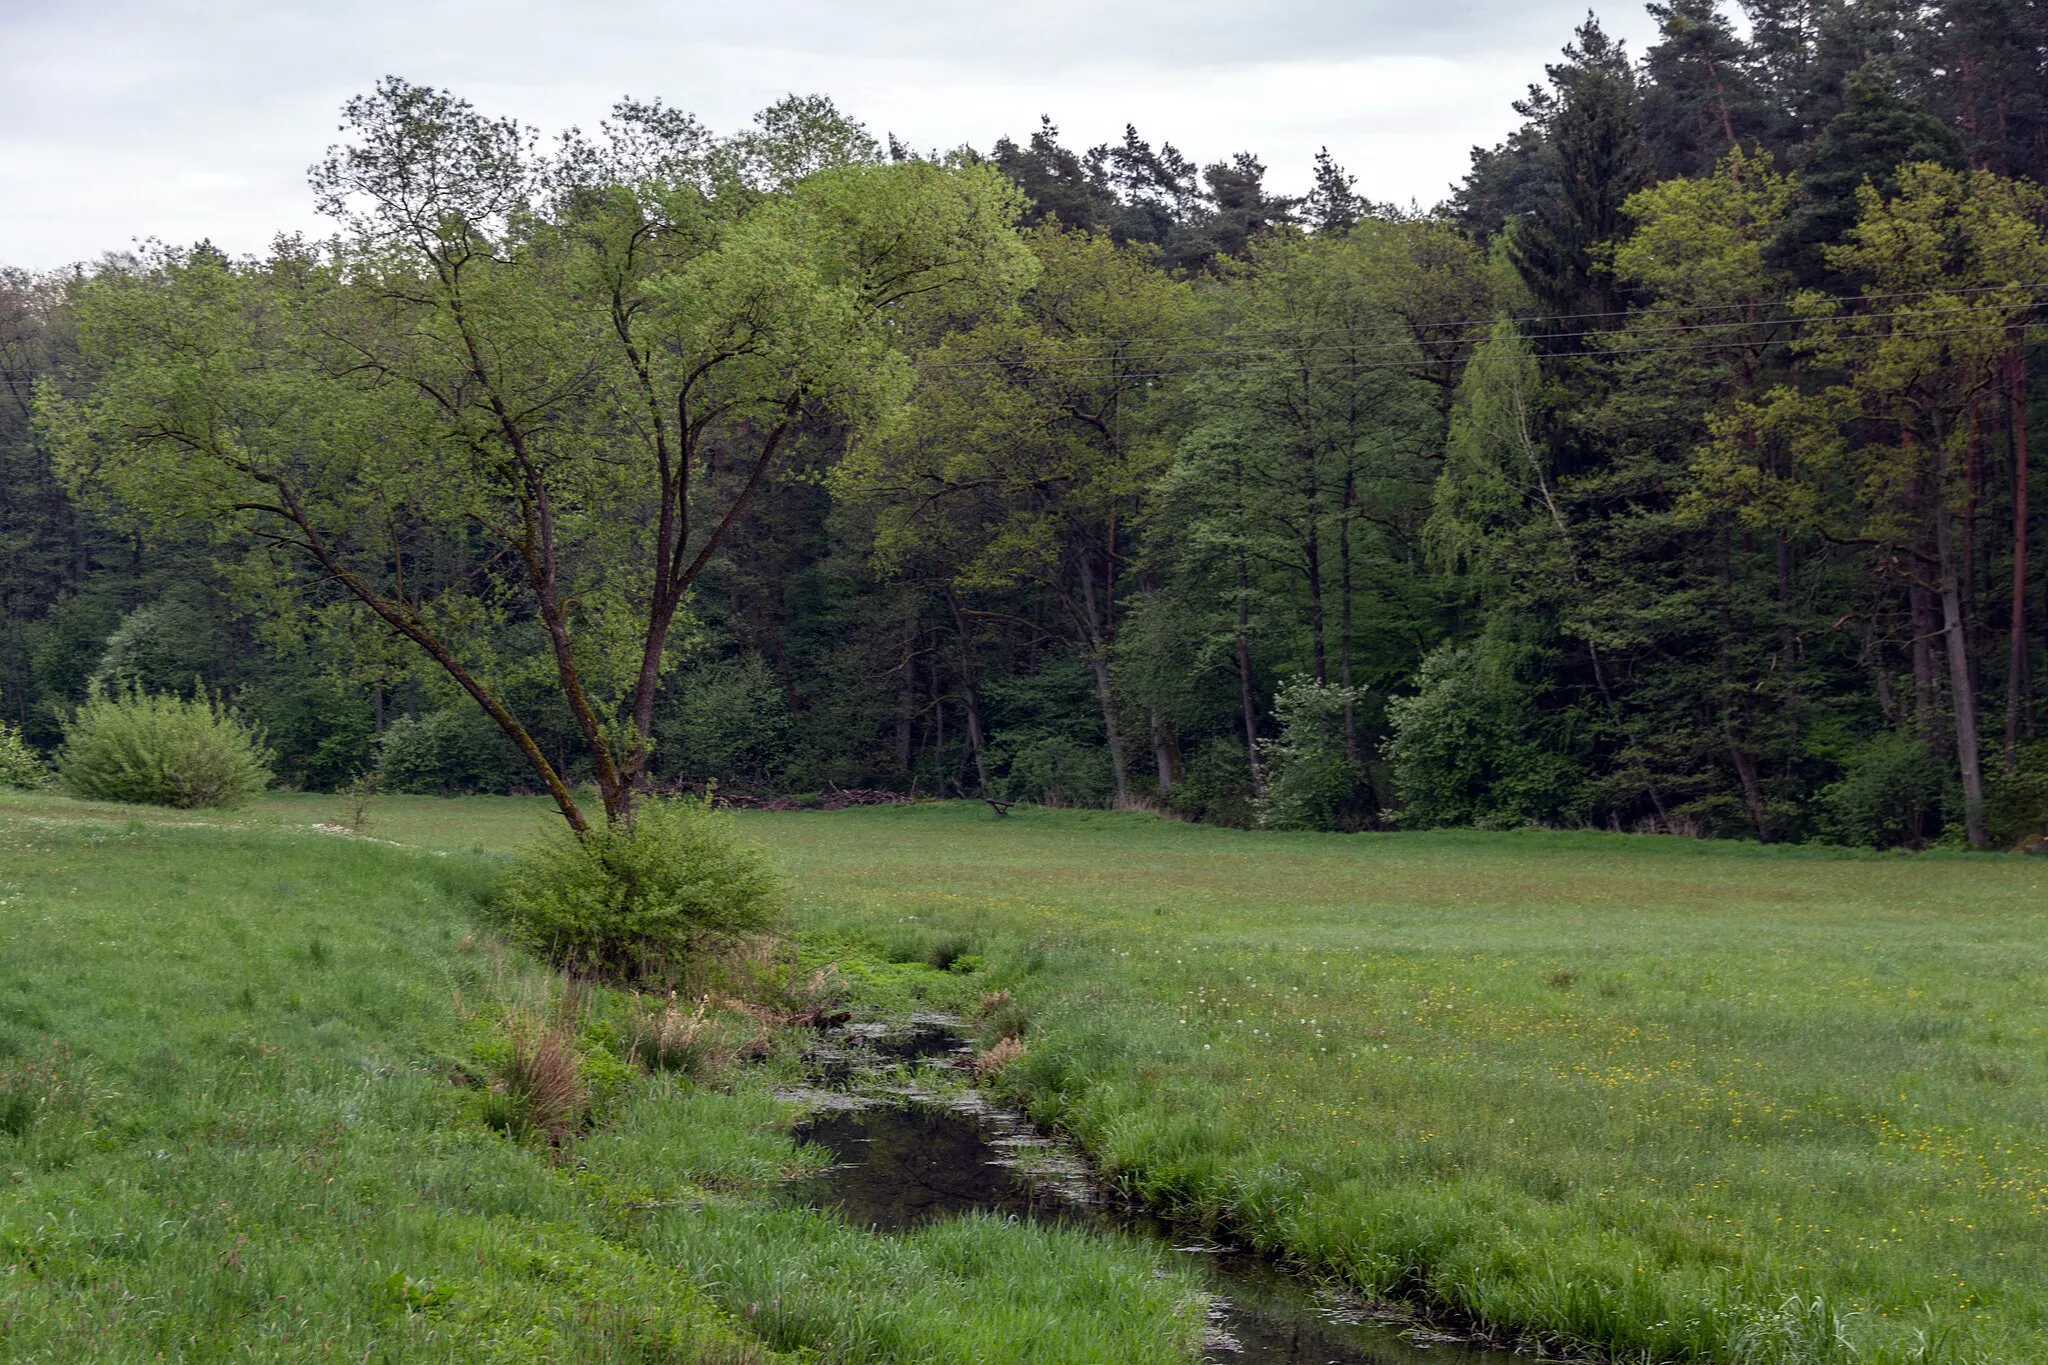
946, 591, 992, 794
1910, 569, 1946, 757
1339, 471, 1359, 762
930, 632, 944, 771
1151, 706, 1180, 800
1305, 517, 1326, 684
1935, 492, 1989, 848
1721, 533, 1773, 842
2008, 346, 2031, 772
1075, 550, 1129, 806
1236, 551, 1264, 798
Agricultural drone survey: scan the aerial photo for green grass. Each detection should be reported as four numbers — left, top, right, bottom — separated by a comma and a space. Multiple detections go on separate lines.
9, 788, 2048, 1362
747, 804, 2048, 1365
0, 799, 1207, 1362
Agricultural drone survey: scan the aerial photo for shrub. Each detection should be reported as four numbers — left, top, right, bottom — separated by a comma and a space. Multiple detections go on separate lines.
1386, 642, 1580, 828
1987, 740, 2048, 848
258, 677, 376, 791
1257, 675, 1369, 831
58, 687, 273, 809
1168, 736, 1256, 827
1820, 732, 1950, 848
0, 723, 48, 790
88, 595, 219, 696
994, 731, 1113, 807
498, 796, 783, 974
378, 708, 525, 795
658, 654, 796, 789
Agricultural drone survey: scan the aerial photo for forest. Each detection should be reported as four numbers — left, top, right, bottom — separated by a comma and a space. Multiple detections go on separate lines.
9, 0, 2048, 851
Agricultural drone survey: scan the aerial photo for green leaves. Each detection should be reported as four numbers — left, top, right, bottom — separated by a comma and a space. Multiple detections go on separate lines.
44, 84, 1034, 827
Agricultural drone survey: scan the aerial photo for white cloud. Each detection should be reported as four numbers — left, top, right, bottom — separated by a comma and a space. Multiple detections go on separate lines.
0, 0, 1660, 268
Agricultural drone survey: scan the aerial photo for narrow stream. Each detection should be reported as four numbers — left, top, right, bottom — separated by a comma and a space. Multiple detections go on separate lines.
785, 1021, 1531, 1365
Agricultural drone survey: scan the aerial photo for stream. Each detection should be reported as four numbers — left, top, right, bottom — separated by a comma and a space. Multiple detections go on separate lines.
783, 1018, 1531, 1365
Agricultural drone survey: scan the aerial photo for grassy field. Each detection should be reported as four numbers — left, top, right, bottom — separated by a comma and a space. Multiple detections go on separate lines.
0, 796, 1205, 1362
5, 789, 2046, 1362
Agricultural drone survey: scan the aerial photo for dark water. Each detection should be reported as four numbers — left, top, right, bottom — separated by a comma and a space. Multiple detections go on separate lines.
788, 1099, 1527, 1365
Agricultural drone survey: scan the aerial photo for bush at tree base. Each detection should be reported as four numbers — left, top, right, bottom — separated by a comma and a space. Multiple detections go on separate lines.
994, 730, 1113, 807
57, 687, 273, 809
496, 796, 783, 975
1985, 740, 2048, 848
1257, 675, 1371, 831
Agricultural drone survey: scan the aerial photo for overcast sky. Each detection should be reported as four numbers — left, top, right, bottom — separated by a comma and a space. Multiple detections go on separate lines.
0, 0, 1660, 271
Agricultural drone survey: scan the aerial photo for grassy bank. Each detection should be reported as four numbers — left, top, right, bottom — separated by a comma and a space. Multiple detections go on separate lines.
753, 803, 2048, 1364
8, 789, 2046, 1362
0, 800, 1205, 1362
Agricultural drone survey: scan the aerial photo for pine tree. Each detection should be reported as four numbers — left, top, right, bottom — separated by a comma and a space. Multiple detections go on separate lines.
1509, 18, 1650, 325
1640, 0, 1769, 179
1303, 148, 1365, 233
1766, 62, 1964, 287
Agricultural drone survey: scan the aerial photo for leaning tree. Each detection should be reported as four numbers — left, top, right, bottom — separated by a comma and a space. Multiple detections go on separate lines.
45, 79, 1034, 832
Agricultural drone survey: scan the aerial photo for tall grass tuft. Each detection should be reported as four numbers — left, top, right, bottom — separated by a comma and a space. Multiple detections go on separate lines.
627, 996, 729, 1079
0, 1078, 36, 1138
58, 686, 272, 809
485, 1029, 586, 1142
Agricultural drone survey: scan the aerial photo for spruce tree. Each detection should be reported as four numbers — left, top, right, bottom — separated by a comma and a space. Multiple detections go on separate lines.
1509, 18, 1650, 326
1766, 62, 1964, 287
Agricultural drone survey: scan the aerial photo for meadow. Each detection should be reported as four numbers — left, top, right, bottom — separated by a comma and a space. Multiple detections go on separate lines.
4, 789, 2046, 1362
0, 796, 1205, 1362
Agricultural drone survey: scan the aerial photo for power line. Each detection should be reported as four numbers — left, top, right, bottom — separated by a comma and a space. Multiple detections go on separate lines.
908, 279, 2048, 364
907, 288, 2048, 377
910, 311, 2043, 383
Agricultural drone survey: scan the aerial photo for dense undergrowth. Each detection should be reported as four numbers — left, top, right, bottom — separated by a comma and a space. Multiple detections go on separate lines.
0, 804, 1206, 1362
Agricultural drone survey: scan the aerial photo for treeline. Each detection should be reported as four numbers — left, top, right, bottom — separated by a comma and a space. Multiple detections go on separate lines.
7, 0, 2048, 847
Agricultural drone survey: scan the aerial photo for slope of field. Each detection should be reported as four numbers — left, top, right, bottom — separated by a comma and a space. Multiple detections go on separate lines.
7, 789, 2045, 1363
0, 800, 1204, 1362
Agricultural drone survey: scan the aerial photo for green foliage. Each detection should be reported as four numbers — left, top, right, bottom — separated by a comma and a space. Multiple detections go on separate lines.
1988, 742, 2048, 848
378, 708, 526, 796
1256, 675, 1367, 831
0, 722, 48, 790
1167, 736, 1256, 827
995, 731, 1113, 808
48, 81, 1036, 832
497, 797, 784, 973
256, 675, 376, 791
1387, 643, 1579, 828
1819, 732, 1951, 849
57, 686, 273, 808
87, 593, 222, 696
661, 654, 795, 788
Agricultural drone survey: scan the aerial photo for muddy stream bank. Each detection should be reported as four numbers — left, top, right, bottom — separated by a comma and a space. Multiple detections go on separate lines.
778, 1016, 1531, 1365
